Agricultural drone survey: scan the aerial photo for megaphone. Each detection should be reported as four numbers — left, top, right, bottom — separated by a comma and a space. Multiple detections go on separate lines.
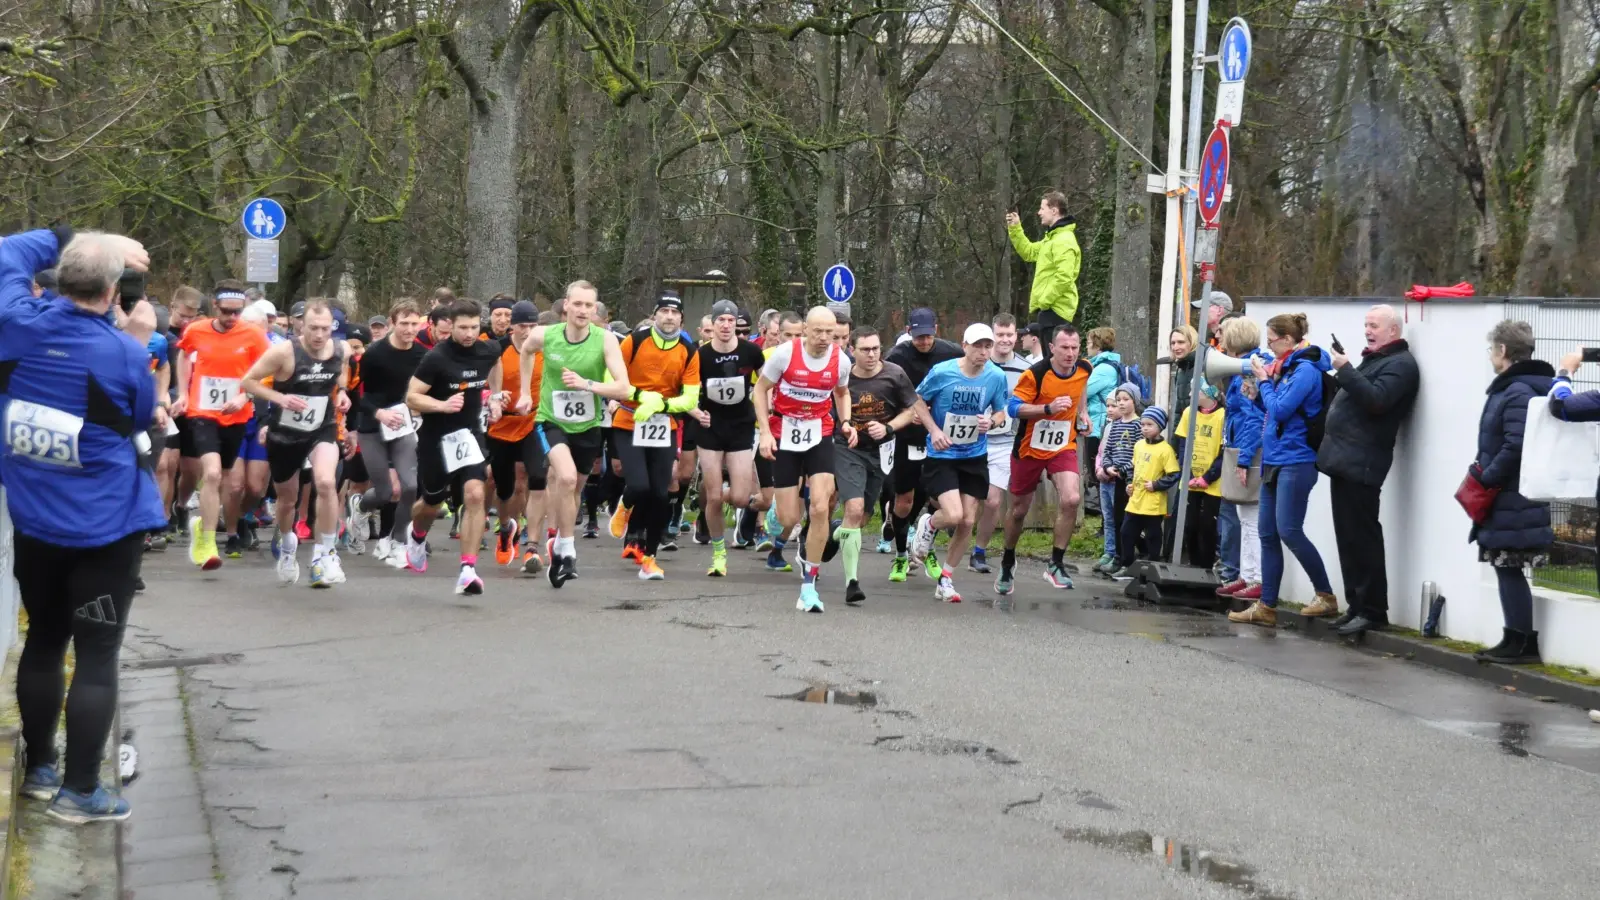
1201, 347, 1253, 385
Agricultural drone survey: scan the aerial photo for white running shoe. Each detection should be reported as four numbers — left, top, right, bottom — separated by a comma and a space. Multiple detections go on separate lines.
345, 527, 364, 557
372, 537, 392, 561
934, 569, 961, 603
404, 533, 428, 572
455, 565, 484, 595
321, 552, 346, 585
910, 512, 935, 564
277, 533, 300, 585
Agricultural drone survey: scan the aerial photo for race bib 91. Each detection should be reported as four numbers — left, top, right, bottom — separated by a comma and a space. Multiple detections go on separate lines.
6, 399, 83, 468
197, 376, 241, 412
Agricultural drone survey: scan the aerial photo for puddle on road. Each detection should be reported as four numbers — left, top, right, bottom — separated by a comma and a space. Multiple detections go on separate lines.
1060, 826, 1294, 899
1426, 719, 1600, 758
775, 684, 878, 707
875, 735, 1020, 765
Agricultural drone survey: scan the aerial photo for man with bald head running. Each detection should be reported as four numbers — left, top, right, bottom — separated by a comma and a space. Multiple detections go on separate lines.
754, 306, 854, 613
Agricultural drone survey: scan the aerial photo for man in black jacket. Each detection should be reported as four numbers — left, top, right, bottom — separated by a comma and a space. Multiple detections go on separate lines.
1316, 305, 1421, 635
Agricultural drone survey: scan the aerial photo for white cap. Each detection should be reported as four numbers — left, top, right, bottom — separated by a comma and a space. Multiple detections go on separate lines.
963, 323, 996, 345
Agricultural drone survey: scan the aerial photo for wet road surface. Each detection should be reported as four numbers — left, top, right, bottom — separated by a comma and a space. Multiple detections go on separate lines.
123, 532, 1600, 899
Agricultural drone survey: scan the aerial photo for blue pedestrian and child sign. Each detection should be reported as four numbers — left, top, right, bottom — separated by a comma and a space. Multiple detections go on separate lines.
241, 198, 286, 241
823, 263, 855, 303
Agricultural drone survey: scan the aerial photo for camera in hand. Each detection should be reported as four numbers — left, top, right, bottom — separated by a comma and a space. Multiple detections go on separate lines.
118, 268, 145, 314
1582, 348, 1600, 364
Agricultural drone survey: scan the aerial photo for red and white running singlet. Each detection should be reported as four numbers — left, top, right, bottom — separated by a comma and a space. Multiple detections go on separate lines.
768, 339, 842, 439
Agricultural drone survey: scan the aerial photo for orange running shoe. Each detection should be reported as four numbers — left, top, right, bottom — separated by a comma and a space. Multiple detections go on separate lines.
494, 519, 520, 566
637, 555, 664, 580
609, 504, 631, 539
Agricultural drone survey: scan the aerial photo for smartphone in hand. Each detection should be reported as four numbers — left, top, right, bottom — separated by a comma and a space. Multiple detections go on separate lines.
1582, 348, 1600, 363
1330, 333, 1345, 354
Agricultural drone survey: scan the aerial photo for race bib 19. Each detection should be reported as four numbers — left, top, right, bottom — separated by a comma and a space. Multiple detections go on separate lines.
441, 428, 485, 473
380, 403, 416, 441
706, 377, 746, 406
6, 399, 83, 468
944, 413, 981, 445
553, 390, 595, 423
197, 376, 241, 412
1031, 418, 1072, 451
633, 414, 672, 448
280, 395, 329, 433
780, 416, 822, 451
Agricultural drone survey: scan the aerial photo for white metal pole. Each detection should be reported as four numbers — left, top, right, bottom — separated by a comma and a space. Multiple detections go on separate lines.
1180, 0, 1212, 319
1154, 0, 1185, 409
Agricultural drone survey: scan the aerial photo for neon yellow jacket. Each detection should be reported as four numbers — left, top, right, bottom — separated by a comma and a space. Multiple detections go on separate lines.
1008, 220, 1081, 323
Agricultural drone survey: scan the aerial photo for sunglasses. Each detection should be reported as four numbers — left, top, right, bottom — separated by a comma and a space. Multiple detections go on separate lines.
215, 306, 244, 317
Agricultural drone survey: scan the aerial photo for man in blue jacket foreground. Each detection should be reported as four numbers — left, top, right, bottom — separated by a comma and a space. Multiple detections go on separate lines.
0, 226, 167, 823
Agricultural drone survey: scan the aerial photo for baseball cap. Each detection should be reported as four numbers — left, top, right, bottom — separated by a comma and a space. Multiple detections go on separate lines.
735, 307, 754, 330
963, 323, 996, 345
248, 299, 277, 320
510, 300, 538, 325
908, 307, 937, 337
1192, 289, 1234, 310
290, 301, 306, 317
655, 290, 684, 311
368, 315, 387, 327
711, 299, 739, 319
345, 324, 371, 345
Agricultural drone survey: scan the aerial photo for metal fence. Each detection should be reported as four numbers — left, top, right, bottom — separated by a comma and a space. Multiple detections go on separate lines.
1505, 299, 1600, 596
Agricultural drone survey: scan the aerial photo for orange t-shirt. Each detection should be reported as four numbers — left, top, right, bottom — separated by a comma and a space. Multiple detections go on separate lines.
487, 341, 541, 442
1013, 359, 1091, 458
613, 331, 701, 431
178, 320, 271, 425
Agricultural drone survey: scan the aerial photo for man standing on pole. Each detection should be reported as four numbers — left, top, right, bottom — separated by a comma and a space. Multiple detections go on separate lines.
1005, 191, 1081, 331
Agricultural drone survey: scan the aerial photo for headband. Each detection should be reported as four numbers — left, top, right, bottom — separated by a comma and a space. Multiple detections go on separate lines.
215, 290, 248, 303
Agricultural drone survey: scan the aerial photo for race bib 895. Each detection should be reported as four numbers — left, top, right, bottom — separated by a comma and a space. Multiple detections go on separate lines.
6, 399, 83, 468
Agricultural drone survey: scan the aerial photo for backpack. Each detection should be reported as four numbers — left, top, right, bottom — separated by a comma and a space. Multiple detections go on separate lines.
1122, 363, 1153, 405
1093, 356, 1126, 386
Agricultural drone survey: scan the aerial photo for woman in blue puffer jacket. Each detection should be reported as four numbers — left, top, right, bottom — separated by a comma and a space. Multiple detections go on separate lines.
1229, 312, 1338, 627
1213, 317, 1273, 602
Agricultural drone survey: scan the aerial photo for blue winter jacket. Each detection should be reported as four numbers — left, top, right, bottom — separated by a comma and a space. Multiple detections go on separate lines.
1254, 344, 1333, 467
0, 229, 167, 547
1085, 350, 1122, 438
1223, 347, 1274, 469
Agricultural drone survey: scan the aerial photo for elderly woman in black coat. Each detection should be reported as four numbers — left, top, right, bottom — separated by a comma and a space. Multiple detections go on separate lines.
1468, 320, 1555, 664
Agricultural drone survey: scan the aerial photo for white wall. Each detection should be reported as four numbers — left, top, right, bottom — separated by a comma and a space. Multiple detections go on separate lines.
1241, 297, 1600, 671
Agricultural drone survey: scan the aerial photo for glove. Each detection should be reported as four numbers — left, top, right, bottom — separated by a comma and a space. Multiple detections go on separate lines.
634, 390, 666, 422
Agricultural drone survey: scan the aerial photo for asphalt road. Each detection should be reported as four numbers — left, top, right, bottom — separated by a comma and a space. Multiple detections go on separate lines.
121, 528, 1600, 900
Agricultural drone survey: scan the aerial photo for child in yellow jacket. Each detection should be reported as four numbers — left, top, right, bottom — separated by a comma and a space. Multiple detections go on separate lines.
1113, 406, 1181, 577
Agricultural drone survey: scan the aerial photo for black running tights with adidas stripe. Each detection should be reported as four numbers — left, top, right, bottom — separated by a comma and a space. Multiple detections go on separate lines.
16, 531, 141, 794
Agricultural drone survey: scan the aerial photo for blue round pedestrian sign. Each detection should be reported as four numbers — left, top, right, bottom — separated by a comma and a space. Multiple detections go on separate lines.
1220, 19, 1252, 84
241, 198, 287, 240
1198, 125, 1230, 226
823, 263, 855, 303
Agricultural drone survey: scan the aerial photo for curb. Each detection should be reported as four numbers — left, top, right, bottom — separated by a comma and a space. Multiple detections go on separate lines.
1271, 607, 1600, 712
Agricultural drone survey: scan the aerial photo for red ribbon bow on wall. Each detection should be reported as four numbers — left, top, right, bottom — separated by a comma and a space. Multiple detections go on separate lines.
1402, 282, 1475, 320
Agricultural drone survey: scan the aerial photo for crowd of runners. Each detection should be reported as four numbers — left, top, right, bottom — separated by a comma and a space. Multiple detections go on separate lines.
142, 278, 1099, 613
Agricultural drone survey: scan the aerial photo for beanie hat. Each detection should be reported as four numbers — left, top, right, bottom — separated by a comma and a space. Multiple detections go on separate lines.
1141, 406, 1168, 431
1116, 381, 1143, 405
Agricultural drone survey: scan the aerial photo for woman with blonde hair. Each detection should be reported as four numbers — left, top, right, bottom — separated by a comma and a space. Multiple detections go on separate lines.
1214, 316, 1272, 600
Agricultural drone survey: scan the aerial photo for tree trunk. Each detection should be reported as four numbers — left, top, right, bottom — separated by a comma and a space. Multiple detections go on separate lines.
813, 30, 841, 303
1105, 0, 1157, 368
990, 27, 1016, 315
1352, 36, 1382, 294
1310, 29, 1354, 292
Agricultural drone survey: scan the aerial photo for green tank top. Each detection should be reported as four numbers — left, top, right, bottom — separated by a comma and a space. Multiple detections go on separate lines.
536, 323, 608, 432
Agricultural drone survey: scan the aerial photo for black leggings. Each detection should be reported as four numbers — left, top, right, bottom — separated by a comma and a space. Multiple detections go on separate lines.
615, 431, 677, 554
16, 532, 141, 793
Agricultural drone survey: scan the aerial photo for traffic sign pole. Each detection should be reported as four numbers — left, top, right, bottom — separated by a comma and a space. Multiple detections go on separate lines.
240, 198, 286, 299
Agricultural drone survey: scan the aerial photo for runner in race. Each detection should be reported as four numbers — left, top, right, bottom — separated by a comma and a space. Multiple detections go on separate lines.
231, 302, 284, 555
516, 280, 633, 588
402, 299, 504, 595
240, 299, 351, 587
607, 291, 701, 579
352, 299, 427, 568
970, 313, 1034, 574
834, 327, 920, 605
994, 323, 1092, 594
748, 311, 805, 552
883, 306, 961, 581
690, 299, 766, 576
487, 300, 549, 573
753, 306, 853, 613
908, 323, 1011, 603
172, 280, 270, 570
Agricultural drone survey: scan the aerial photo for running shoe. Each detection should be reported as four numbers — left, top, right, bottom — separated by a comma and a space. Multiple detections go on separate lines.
373, 536, 393, 562
1043, 564, 1074, 589
47, 785, 130, 825
910, 512, 935, 565
659, 534, 679, 552
582, 517, 599, 539
547, 554, 575, 589
21, 765, 61, 801
455, 565, 484, 595
134, 577, 145, 594
693, 514, 710, 546
888, 556, 909, 583
309, 556, 333, 589
993, 570, 1014, 596
344, 526, 364, 557
754, 533, 775, 552
678, 516, 692, 534
968, 549, 992, 574
934, 569, 961, 603
148, 533, 168, 552
796, 583, 824, 614
922, 548, 942, 582
707, 544, 727, 577
321, 552, 346, 585
765, 549, 791, 573
609, 504, 631, 539
294, 519, 311, 541
404, 534, 428, 572
277, 533, 300, 585
666, 514, 683, 536
875, 538, 893, 554
346, 494, 363, 537
622, 542, 644, 564
521, 548, 545, 575
1093, 553, 1115, 574
845, 579, 866, 606
495, 519, 521, 567
638, 555, 665, 580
